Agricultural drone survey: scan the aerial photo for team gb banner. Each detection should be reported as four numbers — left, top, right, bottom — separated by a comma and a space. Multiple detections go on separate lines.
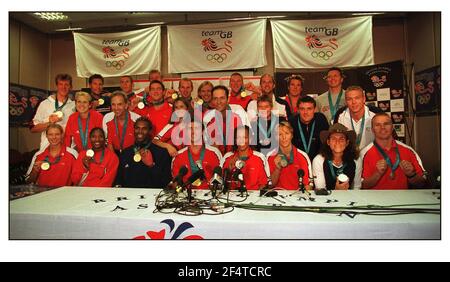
271, 16, 374, 68
73, 26, 161, 77
168, 19, 267, 73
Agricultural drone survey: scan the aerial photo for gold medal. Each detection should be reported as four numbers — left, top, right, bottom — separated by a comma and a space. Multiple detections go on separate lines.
40, 162, 50, 171
240, 91, 248, 98
171, 93, 179, 100
137, 101, 145, 109
98, 98, 105, 105
196, 98, 204, 105
86, 149, 95, 158
133, 153, 142, 162
55, 111, 63, 118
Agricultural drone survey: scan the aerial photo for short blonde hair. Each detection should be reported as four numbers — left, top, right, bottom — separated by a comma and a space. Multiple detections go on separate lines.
278, 121, 294, 135
75, 91, 92, 102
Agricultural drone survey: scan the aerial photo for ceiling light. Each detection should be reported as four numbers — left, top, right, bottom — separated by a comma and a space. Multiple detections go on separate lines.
351, 12, 385, 16
33, 12, 68, 21
136, 22, 165, 26
255, 16, 287, 19
55, 27, 83, 32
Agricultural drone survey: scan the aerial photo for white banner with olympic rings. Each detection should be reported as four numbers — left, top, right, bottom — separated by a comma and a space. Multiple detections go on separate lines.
73, 26, 161, 77
271, 16, 374, 68
167, 19, 267, 73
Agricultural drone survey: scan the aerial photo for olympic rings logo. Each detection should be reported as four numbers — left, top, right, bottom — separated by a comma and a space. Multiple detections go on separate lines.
106, 60, 125, 70
206, 53, 227, 63
311, 51, 333, 60
417, 94, 431, 105
9, 106, 24, 116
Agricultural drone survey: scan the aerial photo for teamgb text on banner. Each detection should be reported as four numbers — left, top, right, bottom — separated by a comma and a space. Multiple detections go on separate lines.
168, 19, 267, 73
271, 16, 374, 69
73, 26, 161, 77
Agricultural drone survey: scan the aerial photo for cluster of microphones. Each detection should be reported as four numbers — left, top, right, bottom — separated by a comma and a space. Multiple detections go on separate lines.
166, 159, 308, 201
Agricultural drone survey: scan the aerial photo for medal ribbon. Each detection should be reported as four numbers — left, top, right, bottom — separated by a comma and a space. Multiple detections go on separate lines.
327, 89, 344, 120
188, 146, 206, 173
327, 160, 347, 180
92, 149, 105, 164
133, 142, 151, 155
297, 118, 316, 154
54, 95, 68, 112
257, 114, 276, 141
373, 141, 401, 177
350, 111, 366, 147
43, 155, 61, 166
280, 149, 294, 165
216, 105, 232, 146
78, 112, 90, 150
114, 111, 129, 150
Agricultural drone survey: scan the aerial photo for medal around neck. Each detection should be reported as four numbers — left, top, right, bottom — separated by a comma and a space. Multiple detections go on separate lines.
98, 98, 104, 105
41, 162, 50, 171
171, 93, 179, 100
279, 155, 288, 168
240, 91, 248, 98
133, 153, 142, 162
86, 149, 95, 158
54, 111, 64, 118
196, 98, 204, 105
137, 101, 145, 109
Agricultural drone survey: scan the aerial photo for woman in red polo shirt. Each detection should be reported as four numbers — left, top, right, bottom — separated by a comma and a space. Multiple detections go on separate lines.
64, 91, 104, 152
72, 127, 119, 187
267, 121, 312, 190
26, 124, 78, 187
221, 125, 269, 190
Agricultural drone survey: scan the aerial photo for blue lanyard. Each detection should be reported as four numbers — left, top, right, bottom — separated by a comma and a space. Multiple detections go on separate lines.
114, 111, 129, 150
92, 149, 106, 164
54, 95, 68, 111
297, 118, 316, 154
44, 155, 61, 165
327, 89, 343, 120
373, 141, 401, 176
78, 112, 90, 150
188, 146, 206, 173
217, 105, 232, 146
350, 111, 366, 147
257, 114, 276, 141
327, 160, 347, 180
133, 141, 151, 154
280, 149, 294, 165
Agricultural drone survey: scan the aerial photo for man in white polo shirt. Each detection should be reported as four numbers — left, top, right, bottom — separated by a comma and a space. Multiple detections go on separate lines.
333, 85, 381, 150
31, 73, 75, 150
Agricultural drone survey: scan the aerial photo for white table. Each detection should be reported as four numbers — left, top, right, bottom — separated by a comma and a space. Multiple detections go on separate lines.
9, 187, 440, 239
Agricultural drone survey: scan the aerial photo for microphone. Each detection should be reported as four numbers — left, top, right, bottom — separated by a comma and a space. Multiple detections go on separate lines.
209, 166, 223, 197
209, 166, 223, 185
222, 168, 231, 193
233, 160, 246, 196
169, 165, 188, 188
297, 169, 306, 194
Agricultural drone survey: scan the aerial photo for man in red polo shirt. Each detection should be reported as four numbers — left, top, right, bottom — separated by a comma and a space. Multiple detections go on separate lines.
133, 80, 172, 138
204, 85, 244, 155
103, 91, 140, 155
172, 121, 222, 190
360, 112, 426, 189
228, 72, 252, 110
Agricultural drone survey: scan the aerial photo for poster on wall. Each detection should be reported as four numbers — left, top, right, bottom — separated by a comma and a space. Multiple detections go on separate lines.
9, 84, 49, 127
414, 65, 440, 116
275, 60, 406, 143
